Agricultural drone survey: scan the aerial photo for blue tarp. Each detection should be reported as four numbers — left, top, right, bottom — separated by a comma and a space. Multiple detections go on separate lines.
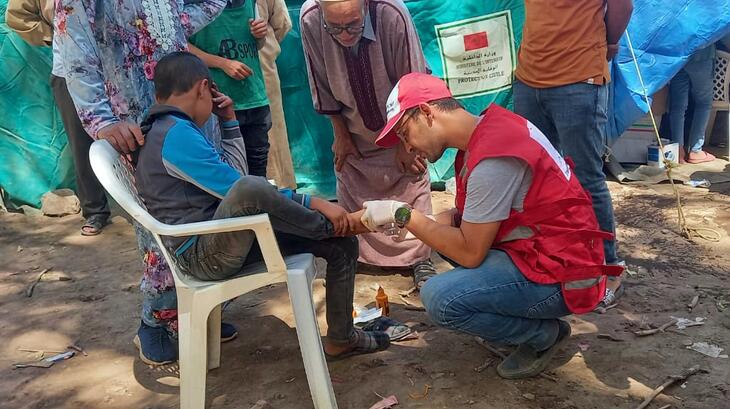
609, 0, 730, 140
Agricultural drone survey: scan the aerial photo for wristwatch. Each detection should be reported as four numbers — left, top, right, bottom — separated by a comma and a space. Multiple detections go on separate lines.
394, 204, 413, 229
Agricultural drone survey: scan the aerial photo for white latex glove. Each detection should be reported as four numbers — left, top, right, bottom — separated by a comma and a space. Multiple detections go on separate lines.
361, 200, 406, 232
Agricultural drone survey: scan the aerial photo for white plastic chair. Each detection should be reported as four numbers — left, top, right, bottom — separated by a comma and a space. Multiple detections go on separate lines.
88, 140, 337, 409
706, 50, 730, 159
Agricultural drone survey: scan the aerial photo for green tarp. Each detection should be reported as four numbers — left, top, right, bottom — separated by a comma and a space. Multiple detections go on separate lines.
0, 0, 524, 205
0, 0, 74, 208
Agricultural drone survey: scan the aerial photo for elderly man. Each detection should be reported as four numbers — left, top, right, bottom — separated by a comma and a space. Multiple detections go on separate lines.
300, 0, 436, 287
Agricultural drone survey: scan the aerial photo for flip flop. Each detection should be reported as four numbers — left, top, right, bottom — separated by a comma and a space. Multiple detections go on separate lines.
361, 316, 413, 341
81, 214, 110, 236
325, 329, 390, 362
687, 151, 716, 164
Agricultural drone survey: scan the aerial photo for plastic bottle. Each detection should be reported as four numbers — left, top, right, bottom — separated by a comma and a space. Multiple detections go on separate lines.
375, 286, 390, 316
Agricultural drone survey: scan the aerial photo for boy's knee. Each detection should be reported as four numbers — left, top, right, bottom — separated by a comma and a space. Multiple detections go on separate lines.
230, 176, 273, 201
339, 236, 359, 260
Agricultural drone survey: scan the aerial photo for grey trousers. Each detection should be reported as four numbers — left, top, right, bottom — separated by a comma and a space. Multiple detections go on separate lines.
50, 75, 110, 219
177, 177, 357, 342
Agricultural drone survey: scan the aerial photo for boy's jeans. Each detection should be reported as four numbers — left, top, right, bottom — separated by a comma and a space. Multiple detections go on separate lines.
177, 176, 357, 343
236, 106, 272, 178
513, 80, 618, 264
669, 45, 716, 153
420, 250, 570, 351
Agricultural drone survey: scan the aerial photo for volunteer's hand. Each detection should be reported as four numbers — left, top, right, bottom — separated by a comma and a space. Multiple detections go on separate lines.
222, 59, 252, 80
332, 129, 362, 172
97, 122, 145, 154
249, 18, 268, 39
211, 87, 236, 122
361, 200, 406, 232
396, 143, 427, 175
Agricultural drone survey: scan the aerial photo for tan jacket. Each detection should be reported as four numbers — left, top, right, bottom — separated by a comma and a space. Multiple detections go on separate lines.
256, 0, 297, 188
5, 0, 54, 46
256, 0, 292, 59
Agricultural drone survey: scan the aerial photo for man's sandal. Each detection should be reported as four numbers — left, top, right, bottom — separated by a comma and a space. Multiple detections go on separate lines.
325, 329, 390, 362
413, 260, 437, 289
81, 214, 110, 236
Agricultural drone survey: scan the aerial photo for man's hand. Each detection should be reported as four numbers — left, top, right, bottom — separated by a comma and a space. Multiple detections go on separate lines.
332, 129, 362, 172
222, 59, 252, 80
361, 200, 407, 232
396, 143, 428, 175
211, 87, 236, 122
249, 18, 268, 39
97, 122, 145, 154
606, 43, 619, 60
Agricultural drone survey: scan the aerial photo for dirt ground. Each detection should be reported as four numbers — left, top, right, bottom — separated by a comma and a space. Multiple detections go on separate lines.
2, 159, 730, 409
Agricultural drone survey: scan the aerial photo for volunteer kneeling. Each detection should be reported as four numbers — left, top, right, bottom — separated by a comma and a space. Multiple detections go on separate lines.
361, 73, 623, 379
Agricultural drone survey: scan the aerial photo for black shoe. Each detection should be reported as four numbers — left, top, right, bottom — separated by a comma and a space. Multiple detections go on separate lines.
497, 320, 571, 379
133, 321, 177, 366
221, 322, 238, 343
413, 260, 437, 289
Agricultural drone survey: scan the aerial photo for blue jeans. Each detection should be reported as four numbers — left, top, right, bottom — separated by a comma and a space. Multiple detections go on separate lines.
421, 250, 570, 351
513, 80, 618, 264
669, 45, 716, 153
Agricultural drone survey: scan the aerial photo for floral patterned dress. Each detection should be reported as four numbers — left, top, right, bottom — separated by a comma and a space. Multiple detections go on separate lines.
55, 0, 228, 336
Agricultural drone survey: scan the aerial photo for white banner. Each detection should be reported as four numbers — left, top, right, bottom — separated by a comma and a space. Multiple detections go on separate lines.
435, 11, 516, 98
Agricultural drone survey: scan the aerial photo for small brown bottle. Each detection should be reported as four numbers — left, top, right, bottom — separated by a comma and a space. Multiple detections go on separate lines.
375, 286, 390, 316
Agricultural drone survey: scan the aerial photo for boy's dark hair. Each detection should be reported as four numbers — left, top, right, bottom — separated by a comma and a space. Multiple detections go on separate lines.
404, 97, 464, 119
153, 52, 211, 100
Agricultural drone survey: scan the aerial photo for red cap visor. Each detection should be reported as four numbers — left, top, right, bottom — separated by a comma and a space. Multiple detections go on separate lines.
375, 110, 406, 148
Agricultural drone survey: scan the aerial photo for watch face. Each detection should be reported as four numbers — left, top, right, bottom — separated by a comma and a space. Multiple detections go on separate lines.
395, 206, 411, 225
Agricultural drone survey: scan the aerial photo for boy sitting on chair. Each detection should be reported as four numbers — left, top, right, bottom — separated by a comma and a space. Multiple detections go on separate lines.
134, 51, 388, 360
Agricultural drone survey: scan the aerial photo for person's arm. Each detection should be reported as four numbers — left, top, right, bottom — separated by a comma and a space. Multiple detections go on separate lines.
188, 43, 252, 80
363, 158, 530, 267
300, 6, 341, 115
407, 213, 501, 268
5, 0, 53, 46
56, 0, 128, 141
180, 0, 228, 37
209, 89, 249, 175
434, 208, 458, 227
266, 0, 292, 43
605, 0, 633, 59
162, 121, 243, 199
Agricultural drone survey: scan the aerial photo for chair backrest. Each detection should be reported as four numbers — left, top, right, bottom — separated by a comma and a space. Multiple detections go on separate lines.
89, 140, 196, 288
713, 50, 730, 103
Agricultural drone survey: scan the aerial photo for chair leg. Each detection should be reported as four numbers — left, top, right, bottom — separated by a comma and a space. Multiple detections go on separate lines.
178, 304, 210, 409
287, 269, 338, 409
207, 304, 222, 370
706, 108, 717, 143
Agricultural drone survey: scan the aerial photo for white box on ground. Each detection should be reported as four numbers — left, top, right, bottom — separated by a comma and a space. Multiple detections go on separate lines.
647, 142, 679, 168
611, 114, 662, 163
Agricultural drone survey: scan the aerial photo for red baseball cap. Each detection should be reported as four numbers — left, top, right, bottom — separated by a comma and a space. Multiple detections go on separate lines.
375, 73, 453, 148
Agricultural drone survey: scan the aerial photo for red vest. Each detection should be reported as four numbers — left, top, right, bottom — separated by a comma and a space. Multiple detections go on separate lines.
455, 104, 623, 314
